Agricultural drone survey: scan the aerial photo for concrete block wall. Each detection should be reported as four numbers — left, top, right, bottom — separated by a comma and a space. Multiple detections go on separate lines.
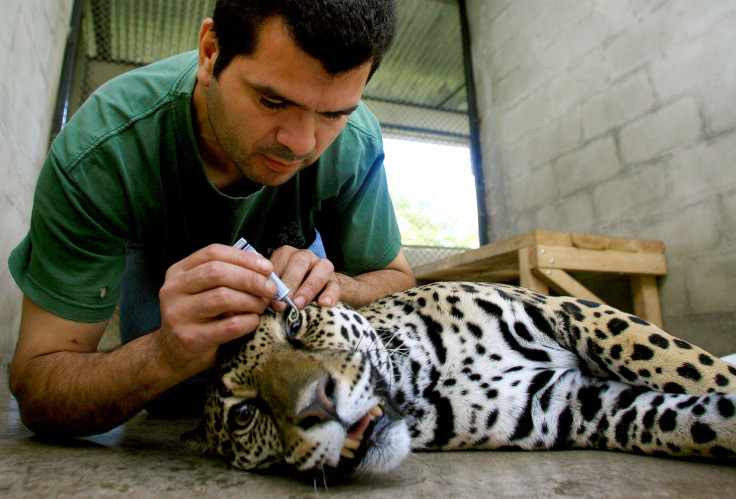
0, 0, 75, 363
466, 0, 736, 354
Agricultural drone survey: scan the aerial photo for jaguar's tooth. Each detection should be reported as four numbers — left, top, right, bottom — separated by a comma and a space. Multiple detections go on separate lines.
344, 437, 361, 450
340, 447, 356, 459
370, 405, 384, 417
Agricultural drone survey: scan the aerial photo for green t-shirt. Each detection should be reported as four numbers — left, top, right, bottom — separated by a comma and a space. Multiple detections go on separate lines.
9, 52, 401, 323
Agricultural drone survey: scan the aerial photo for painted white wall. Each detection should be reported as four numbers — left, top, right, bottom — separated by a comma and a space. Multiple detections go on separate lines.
0, 0, 75, 362
467, 0, 736, 354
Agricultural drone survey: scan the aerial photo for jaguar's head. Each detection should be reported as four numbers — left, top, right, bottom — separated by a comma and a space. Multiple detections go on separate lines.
191, 303, 411, 478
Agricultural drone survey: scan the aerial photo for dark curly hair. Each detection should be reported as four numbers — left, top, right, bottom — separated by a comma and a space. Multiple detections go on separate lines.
211, 0, 397, 79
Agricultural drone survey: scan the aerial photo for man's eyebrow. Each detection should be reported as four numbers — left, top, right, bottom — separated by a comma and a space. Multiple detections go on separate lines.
252, 84, 359, 116
252, 84, 298, 106
325, 104, 359, 116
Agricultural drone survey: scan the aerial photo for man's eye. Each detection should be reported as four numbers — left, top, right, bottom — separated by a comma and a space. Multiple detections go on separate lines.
323, 112, 347, 122
260, 97, 285, 110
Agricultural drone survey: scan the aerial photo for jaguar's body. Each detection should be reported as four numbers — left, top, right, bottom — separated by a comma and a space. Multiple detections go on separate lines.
193, 282, 736, 476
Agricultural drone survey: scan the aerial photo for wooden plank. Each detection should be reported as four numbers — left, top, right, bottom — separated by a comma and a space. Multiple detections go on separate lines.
570, 232, 665, 253
531, 246, 667, 275
412, 230, 574, 280
530, 230, 574, 247
414, 231, 665, 286
416, 268, 520, 284
518, 247, 548, 294
414, 252, 519, 282
570, 233, 609, 250
607, 237, 665, 253
472, 269, 520, 283
413, 230, 659, 279
412, 232, 529, 279
631, 275, 663, 328
533, 268, 606, 304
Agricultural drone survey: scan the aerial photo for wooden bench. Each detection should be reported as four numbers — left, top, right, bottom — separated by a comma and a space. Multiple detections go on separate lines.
412, 230, 667, 327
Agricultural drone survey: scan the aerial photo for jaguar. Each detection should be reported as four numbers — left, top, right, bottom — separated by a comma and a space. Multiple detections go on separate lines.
187, 281, 736, 478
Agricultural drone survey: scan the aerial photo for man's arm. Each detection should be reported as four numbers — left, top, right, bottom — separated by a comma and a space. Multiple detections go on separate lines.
9, 245, 278, 437
9, 297, 181, 436
334, 249, 415, 308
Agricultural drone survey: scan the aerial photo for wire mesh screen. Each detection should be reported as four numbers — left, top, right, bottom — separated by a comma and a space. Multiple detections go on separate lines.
66, 0, 478, 269
365, 0, 469, 144
365, 0, 478, 267
69, 0, 215, 112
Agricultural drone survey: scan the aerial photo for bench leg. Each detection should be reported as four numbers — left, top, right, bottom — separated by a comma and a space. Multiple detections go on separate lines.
518, 247, 549, 294
631, 275, 663, 328
534, 268, 605, 304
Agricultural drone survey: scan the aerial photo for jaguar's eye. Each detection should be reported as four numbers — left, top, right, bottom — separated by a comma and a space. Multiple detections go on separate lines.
231, 402, 258, 428
285, 308, 302, 338
288, 317, 302, 336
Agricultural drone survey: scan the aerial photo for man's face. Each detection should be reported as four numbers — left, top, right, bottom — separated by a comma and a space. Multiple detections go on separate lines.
199, 17, 372, 187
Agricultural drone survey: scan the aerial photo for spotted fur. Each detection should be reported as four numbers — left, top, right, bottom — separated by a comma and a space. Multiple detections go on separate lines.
192, 282, 736, 476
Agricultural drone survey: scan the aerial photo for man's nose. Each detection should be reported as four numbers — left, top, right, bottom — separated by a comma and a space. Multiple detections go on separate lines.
275, 112, 316, 157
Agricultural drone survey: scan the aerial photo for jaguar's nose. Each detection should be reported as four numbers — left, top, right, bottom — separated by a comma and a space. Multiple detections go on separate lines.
297, 375, 338, 429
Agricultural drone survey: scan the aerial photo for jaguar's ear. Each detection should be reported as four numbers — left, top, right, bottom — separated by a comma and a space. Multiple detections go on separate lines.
181, 422, 213, 455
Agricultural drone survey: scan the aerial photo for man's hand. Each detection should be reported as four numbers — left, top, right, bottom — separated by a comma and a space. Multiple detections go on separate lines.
268, 246, 340, 309
269, 246, 415, 310
156, 244, 279, 377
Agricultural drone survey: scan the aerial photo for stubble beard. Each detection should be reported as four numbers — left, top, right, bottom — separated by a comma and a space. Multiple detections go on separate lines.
206, 85, 315, 187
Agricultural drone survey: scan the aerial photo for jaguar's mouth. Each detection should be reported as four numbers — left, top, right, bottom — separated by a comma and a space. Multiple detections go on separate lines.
334, 399, 407, 477
340, 404, 385, 461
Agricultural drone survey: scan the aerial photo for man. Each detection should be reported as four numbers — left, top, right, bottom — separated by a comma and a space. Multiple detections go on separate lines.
9, 0, 414, 436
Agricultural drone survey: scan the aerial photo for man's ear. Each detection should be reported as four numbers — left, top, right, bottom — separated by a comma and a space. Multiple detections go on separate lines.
197, 18, 218, 87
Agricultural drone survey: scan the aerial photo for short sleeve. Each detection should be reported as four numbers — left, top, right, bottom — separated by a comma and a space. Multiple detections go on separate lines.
8, 149, 127, 322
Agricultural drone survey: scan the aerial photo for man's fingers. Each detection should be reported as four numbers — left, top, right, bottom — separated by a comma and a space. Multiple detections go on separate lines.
316, 277, 340, 307
161, 285, 268, 326
268, 245, 341, 309
157, 312, 261, 373
171, 259, 277, 298
272, 248, 313, 293
292, 258, 336, 308
205, 312, 262, 344
197, 286, 270, 320
172, 243, 274, 275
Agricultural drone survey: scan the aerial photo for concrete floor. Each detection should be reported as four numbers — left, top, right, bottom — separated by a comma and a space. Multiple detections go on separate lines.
2, 370, 735, 498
